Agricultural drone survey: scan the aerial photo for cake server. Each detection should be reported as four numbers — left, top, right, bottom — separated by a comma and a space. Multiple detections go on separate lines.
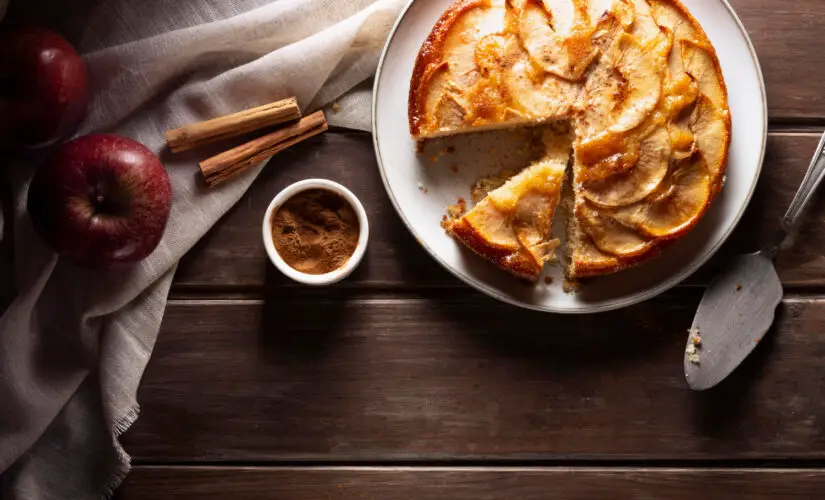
685, 130, 825, 390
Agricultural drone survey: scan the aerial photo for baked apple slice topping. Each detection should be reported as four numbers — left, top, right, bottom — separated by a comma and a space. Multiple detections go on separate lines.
681, 39, 726, 110
578, 201, 652, 257
626, 0, 661, 44
609, 153, 712, 239
435, 93, 471, 130
514, 0, 598, 81
605, 33, 662, 135
582, 126, 671, 207
506, 56, 583, 119
668, 119, 695, 161
648, 0, 700, 43
690, 93, 730, 179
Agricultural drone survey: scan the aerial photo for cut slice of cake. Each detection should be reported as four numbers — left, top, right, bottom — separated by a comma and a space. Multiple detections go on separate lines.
449, 131, 570, 281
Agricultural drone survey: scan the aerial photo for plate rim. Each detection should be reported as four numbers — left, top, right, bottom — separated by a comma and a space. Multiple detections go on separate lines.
371, 0, 768, 314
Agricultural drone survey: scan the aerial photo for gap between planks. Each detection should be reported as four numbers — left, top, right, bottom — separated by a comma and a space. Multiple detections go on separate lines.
128, 459, 825, 469
128, 465, 825, 472
768, 121, 825, 133
165, 289, 825, 305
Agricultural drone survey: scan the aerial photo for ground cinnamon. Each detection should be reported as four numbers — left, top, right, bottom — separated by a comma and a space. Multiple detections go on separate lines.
271, 189, 360, 275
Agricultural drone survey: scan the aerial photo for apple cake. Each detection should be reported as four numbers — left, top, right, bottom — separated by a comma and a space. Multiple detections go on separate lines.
408, 0, 730, 282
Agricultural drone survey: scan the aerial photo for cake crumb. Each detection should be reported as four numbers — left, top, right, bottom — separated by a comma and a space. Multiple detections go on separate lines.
446, 146, 456, 154
451, 165, 459, 174
441, 198, 467, 232
453, 197, 467, 214
331, 102, 342, 113
429, 156, 438, 163
544, 276, 554, 285
736, 283, 742, 291
686, 327, 702, 364
418, 182, 429, 194
688, 326, 702, 345
562, 278, 580, 294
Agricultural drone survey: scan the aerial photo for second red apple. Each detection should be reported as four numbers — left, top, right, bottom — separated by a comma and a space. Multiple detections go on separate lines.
0, 26, 89, 150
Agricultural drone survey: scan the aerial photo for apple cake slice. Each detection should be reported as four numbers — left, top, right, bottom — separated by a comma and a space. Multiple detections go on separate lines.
449, 130, 570, 281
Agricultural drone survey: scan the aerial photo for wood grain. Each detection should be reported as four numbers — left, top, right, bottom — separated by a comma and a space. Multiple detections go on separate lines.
728, 0, 825, 121
124, 296, 825, 462
174, 131, 824, 290
117, 467, 825, 499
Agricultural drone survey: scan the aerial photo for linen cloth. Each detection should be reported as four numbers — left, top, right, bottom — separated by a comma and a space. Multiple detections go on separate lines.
0, 0, 406, 497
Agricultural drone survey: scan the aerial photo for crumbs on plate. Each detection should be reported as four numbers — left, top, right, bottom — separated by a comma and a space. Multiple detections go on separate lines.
686, 326, 702, 364
441, 197, 467, 232
562, 278, 580, 294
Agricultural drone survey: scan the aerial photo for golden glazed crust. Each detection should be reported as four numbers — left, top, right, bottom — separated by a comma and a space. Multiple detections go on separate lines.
451, 217, 550, 280
409, 0, 731, 281
408, 0, 486, 138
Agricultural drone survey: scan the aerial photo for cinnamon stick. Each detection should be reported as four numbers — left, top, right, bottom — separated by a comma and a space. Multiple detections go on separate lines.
199, 110, 328, 188
167, 97, 302, 153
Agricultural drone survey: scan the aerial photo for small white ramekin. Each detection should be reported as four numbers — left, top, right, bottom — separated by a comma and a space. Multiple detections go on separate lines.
262, 179, 369, 286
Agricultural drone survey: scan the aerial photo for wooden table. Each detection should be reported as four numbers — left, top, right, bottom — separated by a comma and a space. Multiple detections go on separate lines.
117, 2, 825, 498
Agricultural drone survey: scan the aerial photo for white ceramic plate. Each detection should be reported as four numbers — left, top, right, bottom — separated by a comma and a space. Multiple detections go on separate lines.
372, 0, 767, 314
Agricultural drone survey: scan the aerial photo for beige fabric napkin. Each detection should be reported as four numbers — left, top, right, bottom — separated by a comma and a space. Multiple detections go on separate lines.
0, 0, 406, 498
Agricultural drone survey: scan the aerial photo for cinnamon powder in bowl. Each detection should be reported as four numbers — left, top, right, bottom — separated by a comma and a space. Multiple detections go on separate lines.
262, 179, 369, 285
271, 189, 359, 275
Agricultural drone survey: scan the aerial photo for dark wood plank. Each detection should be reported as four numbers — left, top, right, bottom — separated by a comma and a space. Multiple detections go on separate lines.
728, 0, 825, 121
11, 0, 825, 120
174, 131, 825, 289
124, 296, 825, 462
117, 467, 825, 499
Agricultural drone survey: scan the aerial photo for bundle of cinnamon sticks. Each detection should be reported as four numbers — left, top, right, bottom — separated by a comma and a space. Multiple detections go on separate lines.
166, 97, 328, 187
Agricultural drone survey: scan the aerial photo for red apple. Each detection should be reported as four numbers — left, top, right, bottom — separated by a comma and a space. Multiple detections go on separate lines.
0, 25, 89, 149
28, 134, 172, 268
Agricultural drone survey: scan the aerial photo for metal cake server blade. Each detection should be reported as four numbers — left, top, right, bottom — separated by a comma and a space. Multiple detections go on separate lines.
686, 129, 825, 390
684, 253, 782, 390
